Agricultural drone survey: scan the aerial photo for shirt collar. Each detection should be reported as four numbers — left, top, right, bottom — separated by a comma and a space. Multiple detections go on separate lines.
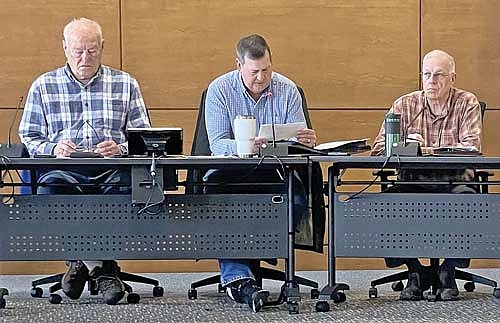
423, 87, 455, 118
63, 64, 103, 87
234, 70, 272, 101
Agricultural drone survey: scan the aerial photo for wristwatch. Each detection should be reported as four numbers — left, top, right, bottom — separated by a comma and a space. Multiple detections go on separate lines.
119, 144, 128, 156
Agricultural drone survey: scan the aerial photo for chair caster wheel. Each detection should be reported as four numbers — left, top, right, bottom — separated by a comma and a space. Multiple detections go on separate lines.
49, 294, 62, 304
315, 300, 330, 312
188, 289, 197, 300
426, 293, 437, 302
369, 287, 378, 298
127, 293, 140, 304
288, 302, 299, 314
31, 287, 43, 298
493, 288, 500, 299
332, 291, 346, 303
153, 286, 164, 297
464, 282, 475, 292
217, 283, 226, 293
391, 281, 404, 292
311, 288, 320, 299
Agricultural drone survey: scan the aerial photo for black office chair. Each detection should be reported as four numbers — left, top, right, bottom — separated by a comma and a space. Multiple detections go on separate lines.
369, 100, 500, 301
186, 85, 320, 300
0, 288, 7, 309
25, 182, 164, 304
31, 264, 164, 304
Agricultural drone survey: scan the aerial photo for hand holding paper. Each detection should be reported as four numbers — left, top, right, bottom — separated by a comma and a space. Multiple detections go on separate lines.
258, 122, 307, 141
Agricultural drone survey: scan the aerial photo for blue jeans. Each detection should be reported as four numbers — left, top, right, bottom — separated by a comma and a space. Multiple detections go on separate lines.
37, 169, 131, 195
203, 168, 307, 286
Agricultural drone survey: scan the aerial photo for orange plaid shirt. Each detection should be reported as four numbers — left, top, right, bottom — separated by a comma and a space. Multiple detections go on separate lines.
371, 88, 482, 182
371, 88, 482, 156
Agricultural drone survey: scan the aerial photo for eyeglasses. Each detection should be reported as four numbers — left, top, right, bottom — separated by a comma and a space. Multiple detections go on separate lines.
69, 47, 101, 58
422, 72, 451, 80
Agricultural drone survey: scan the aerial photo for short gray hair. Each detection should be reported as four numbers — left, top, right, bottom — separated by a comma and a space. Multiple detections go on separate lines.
236, 34, 272, 63
423, 49, 456, 73
63, 17, 103, 45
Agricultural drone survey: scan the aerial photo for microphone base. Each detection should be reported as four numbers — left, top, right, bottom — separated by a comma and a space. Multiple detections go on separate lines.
0, 143, 29, 158
391, 141, 422, 157
259, 141, 325, 156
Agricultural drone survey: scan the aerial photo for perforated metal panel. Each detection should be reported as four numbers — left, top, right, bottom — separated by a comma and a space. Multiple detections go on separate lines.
0, 194, 288, 260
334, 192, 500, 258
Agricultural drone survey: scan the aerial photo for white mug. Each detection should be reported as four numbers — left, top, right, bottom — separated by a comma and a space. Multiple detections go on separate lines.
234, 115, 256, 157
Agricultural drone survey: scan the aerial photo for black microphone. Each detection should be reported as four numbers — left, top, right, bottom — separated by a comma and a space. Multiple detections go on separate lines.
402, 106, 427, 146
267, 91, 276, 148
0, 96, 28, 157
7, 96, 24, 147
391, 106, 426, 156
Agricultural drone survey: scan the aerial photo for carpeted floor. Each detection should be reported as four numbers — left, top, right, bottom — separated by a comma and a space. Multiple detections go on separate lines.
1, 269, 499, 323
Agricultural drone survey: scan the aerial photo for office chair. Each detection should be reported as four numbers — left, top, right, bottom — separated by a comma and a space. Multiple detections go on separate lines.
0, 288, 7, 309
186, 85, 320, 300
369, 101, 500, 301
22, 179, 164, 304
31, 264, 164, 304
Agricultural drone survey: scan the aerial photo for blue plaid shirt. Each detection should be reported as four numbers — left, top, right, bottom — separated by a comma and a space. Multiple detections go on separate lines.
19, 64, 151, 156
205, 70, 305, 156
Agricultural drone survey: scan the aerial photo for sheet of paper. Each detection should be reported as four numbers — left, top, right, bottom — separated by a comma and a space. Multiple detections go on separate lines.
258, 122, 307, 141
314, 138, 369, 151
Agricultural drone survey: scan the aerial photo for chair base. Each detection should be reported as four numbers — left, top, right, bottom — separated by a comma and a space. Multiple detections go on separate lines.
369, 262, 499, 300
31, 268, 164, 303
188, 265, 319, 301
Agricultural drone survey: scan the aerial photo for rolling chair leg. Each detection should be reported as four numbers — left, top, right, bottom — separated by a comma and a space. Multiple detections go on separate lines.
31, 273, 64, 298
0, 288, 8, 309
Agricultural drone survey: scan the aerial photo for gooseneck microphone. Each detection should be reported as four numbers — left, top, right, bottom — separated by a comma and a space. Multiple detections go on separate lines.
402, 106, 427, 146
267, 91, 276, 148
7, 96, 24, 147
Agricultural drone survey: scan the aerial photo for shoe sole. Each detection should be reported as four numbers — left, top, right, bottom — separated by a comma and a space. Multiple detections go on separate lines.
251, 290, 270, 313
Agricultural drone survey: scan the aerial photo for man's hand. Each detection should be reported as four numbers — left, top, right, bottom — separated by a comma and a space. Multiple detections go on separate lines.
95, 140, 120, 157
54, 139, 77, 157
407, 133, 424, 145
296, 128, 317, 147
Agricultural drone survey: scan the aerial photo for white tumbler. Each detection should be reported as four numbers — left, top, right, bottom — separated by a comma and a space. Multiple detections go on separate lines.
234, 115, 256, 158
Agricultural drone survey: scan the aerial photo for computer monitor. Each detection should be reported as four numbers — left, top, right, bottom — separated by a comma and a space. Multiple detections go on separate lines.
127, 127, 183, 156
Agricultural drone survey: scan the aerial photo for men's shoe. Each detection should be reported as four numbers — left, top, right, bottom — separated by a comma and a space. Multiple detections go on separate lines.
61, 260, 89, 299
437, 267, 459, 301
227, 278, 270, 313
90, 261, 125, 305
400, 271, 423, 301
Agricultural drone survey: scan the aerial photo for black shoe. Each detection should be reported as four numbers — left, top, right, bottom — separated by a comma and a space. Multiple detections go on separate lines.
61, 260, 89, 299
227, 278, 270, 313
437, 266, 459, 301
90, 261, 125, 305
400, 271, 423, 301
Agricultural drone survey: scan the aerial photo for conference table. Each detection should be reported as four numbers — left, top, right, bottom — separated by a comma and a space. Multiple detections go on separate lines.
0, 155, 310, 313
311, 155, 500, 311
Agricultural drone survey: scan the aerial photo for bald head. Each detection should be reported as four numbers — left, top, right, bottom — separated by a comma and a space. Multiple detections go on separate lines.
423, 49, 455, 74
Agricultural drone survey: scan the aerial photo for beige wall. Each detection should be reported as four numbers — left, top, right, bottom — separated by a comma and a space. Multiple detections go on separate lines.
1, 0, 499, 274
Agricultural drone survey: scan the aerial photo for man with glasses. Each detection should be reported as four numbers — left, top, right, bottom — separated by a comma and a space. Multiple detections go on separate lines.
371, 49, 482, 301
19, 17, 150, 305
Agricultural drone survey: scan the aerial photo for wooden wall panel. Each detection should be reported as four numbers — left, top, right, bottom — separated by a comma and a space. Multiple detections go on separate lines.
0, 0, 121, 108
121, 0, 420, 108
421, 0, 500, 108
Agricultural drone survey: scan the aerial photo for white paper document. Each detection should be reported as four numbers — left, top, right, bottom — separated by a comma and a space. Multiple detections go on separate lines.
258, 122, 307, 141
314, 138, 370, 151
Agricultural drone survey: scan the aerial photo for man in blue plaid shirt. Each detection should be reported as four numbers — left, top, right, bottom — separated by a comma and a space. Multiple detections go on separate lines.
18, 17, 150, 305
